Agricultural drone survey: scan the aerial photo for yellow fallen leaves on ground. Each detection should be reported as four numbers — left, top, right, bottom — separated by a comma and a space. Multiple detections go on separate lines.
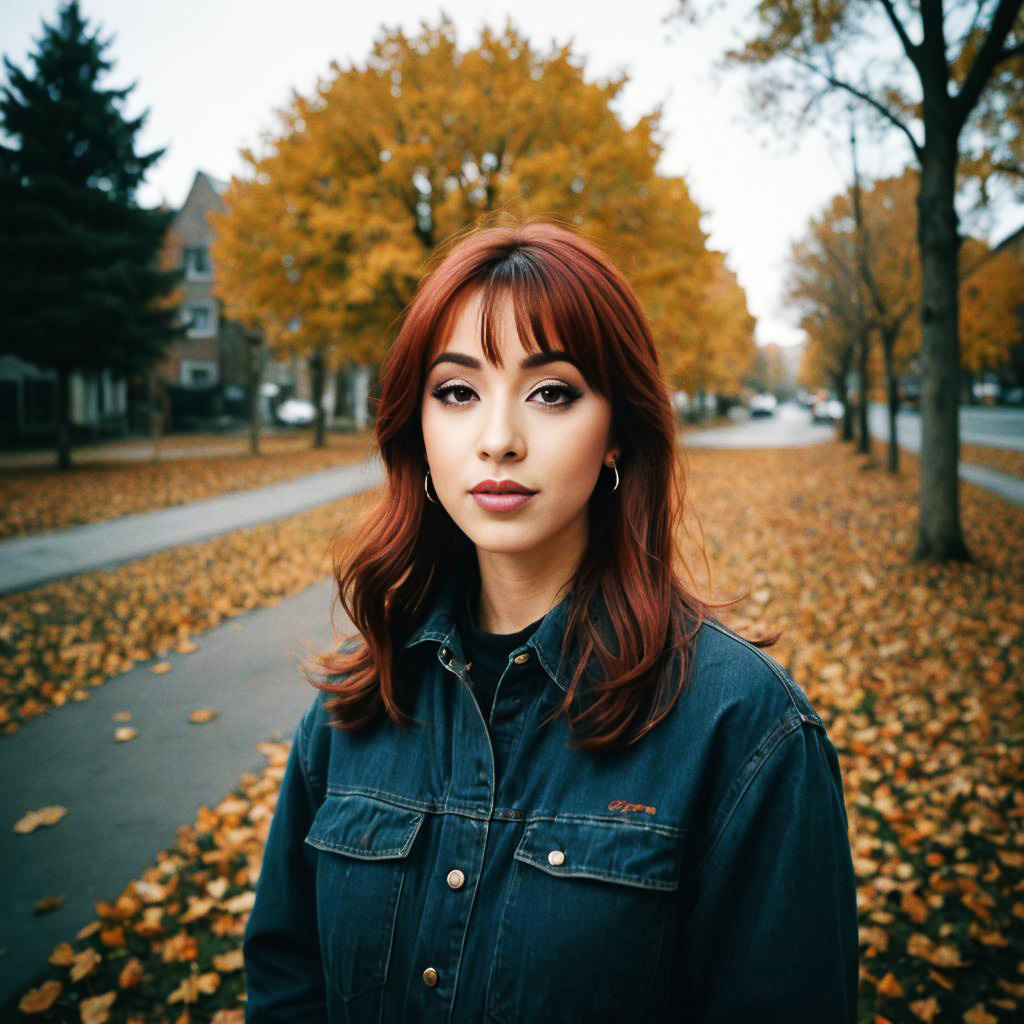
11, 740, 288, 1021
0, 430, 376, 539
13, 805, 67, 833
0, 487, 378, 734
5, 440, 1023, 1023
187, 709, 217, 725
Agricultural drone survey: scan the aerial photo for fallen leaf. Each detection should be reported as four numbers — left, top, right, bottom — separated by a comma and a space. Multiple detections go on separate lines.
34, 895, 65, 915
114, 726, 138, 743
118, 956, 143, 988
112, 710, 132, 722
14, 805, 68, 833
80, 990, 116, 1024
18, 979, 62, 1014
69, 946, 101, 982
188, 709, 217, 725
150, 661, 172, 675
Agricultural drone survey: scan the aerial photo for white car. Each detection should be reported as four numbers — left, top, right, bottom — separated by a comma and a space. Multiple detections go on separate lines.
749, 393, 778, 417
275, 398, 317, 426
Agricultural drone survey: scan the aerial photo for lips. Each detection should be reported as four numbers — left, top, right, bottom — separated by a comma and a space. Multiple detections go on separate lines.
469, 479, 536, 495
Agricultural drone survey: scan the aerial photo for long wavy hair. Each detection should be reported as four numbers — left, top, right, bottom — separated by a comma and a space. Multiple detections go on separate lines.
303, 218, 776, 751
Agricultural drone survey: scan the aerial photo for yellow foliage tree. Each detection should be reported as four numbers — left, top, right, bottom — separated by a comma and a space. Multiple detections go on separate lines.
212, 15, 747, 443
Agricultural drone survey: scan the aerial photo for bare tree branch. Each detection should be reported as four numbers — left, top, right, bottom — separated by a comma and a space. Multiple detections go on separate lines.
876, 0, 922, 69
785, 51, 924, 159
954, 0, 1024, 129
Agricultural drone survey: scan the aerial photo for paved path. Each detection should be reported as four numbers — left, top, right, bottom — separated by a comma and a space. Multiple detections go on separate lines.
866, 405, 1024, 507
0, 577, 341, 1008
867, 403, 1024, 452
0, 455, 385, 596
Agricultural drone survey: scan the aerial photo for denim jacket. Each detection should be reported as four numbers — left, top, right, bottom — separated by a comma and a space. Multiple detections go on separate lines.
243, 569, 859, 1023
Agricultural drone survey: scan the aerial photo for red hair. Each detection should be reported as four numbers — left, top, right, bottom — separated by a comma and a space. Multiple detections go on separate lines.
304, 218, 775, 751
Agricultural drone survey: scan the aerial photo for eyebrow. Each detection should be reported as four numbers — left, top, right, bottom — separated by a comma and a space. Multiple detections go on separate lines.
427, 350, 579, 373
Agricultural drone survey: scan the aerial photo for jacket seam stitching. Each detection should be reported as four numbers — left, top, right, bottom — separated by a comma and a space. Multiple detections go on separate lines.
702, 618, 825, 728
694, 714, 805, 877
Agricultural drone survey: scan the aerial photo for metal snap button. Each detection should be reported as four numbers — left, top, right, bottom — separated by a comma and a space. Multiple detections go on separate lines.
446, 869, 465, 890
513, 651, 530, 665
422, 967, 439, 988
439, 647, 449, 660
547, 849, 565, 866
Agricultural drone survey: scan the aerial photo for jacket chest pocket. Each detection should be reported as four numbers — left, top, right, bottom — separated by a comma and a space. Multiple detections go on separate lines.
485, 817, 681, 1024
305, 793, 426, 1002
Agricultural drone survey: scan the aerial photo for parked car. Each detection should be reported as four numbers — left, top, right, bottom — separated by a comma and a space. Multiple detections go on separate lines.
275, 398, 316, 426
749, 393, 778, 417
811, 394, 844, 423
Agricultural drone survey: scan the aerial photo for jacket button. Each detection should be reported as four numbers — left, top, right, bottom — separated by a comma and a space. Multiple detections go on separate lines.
446, 869, 465, 890
513, 651, 530, 665
422, 967, 439, 988
547, 850, 565, 866
440, 647, 449, 660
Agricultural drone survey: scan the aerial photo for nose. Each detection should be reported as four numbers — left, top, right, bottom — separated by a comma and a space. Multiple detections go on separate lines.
477, 394, 525, 463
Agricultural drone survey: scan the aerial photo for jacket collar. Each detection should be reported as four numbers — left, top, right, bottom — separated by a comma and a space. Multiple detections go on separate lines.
401, 562, 578, 692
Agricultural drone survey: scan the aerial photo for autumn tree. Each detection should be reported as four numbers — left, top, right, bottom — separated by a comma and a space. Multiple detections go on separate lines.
787, 198, 866, 443
673, 0, 1024, 561
0, 0, 183, 468
213, 15, 737, 445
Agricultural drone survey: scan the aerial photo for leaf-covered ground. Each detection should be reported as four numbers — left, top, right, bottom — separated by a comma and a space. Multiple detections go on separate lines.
0, 432, 375, 540
6, 440, 1023, 1022
0, 488, 378, 735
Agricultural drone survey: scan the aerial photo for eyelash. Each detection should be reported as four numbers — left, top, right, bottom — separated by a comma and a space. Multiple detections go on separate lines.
430, 381, 583, 409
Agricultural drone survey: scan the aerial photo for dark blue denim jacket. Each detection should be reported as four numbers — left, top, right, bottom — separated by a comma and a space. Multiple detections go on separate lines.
243, 569, 859, 1022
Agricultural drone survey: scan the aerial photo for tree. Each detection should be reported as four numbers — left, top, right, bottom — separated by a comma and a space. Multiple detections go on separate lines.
212, 15, 738, 445
0, 0, 183, 469
674, 0, 1024, 561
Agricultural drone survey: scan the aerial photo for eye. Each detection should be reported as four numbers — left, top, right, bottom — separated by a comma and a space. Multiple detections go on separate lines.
529, 383, 583, 408
431, 382, 477, 406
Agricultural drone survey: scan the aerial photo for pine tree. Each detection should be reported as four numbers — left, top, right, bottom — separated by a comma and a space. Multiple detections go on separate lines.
0, 0, 184, 468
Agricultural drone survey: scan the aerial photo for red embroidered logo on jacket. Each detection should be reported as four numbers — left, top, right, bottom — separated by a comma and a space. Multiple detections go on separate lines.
607, 800, 656, 816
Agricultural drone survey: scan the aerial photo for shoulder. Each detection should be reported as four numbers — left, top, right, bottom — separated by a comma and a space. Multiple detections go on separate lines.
686, 615, 824, 730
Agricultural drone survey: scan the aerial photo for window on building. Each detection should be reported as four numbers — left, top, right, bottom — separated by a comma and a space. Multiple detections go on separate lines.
181, 360, 218, 388
183, 246, 211, 279
183, 303, 217, 338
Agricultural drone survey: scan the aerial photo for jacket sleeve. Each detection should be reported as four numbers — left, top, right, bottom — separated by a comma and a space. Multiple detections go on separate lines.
675, 716, 859, 1023
244, 699, 328, 1022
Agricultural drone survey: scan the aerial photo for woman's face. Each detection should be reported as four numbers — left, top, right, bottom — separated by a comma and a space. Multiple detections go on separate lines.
421, 290, 618, 564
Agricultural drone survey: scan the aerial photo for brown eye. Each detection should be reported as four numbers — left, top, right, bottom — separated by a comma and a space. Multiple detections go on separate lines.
529, 384, 582, 408
431, 383, 476, 406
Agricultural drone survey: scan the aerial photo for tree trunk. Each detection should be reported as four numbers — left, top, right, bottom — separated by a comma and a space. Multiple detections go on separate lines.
882, 333, 900, 474
148, 369, 164, 462
856, 334, 872, 457
913, 136, 970, 561
310, 349, 326, 449
55, 366, 72, 470
246, 332, 263, 457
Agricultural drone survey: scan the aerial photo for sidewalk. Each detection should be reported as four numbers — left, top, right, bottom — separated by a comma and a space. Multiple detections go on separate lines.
0, 576, 340, 1007
0, 454, 385, 596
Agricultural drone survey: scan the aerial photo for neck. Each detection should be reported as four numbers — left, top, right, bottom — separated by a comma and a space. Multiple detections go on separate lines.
473, 519, 586, 633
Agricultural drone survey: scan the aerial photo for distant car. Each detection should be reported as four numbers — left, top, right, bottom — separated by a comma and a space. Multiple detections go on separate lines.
1004, 387, 1024, 406
749, 393, 778, 417
811, 396, 844, 423
275, 398, 316, 426
973, 380, 1000, 404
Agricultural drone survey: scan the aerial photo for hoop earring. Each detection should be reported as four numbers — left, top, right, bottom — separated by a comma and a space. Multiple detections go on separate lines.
424, 469, 440, 504
607, 460, 620, 493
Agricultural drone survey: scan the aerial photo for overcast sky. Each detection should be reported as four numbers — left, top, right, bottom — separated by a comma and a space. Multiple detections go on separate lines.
3, 0, 1022, 348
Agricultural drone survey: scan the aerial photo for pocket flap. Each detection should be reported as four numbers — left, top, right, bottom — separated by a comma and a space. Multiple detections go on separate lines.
514, 818, 679, 892
305, 793, 425, 860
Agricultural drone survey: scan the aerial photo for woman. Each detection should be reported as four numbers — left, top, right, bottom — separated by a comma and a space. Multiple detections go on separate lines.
243, 220, 859, 1023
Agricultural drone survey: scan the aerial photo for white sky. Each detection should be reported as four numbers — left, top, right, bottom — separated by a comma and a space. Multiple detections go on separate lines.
3, 0, 1022, 348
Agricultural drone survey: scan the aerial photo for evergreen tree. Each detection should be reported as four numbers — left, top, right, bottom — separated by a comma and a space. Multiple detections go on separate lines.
0, 0, 184, 468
